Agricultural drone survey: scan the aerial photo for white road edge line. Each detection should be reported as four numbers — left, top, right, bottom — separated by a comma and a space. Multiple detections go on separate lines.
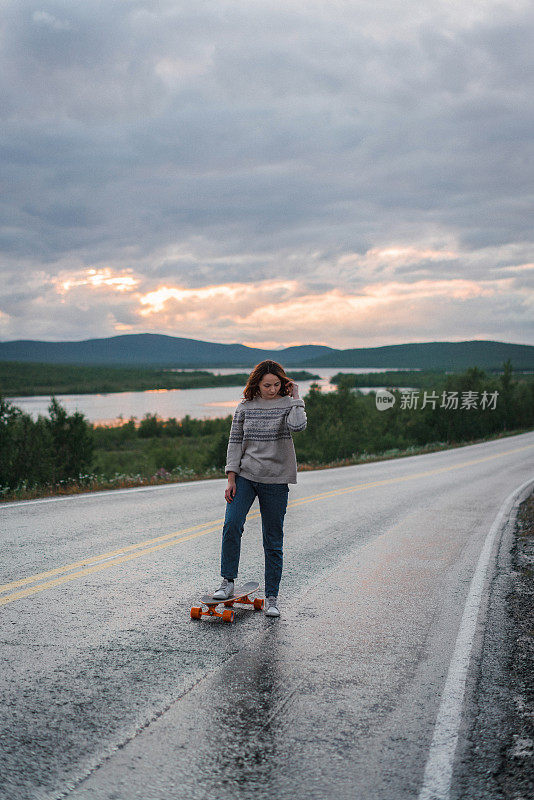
0, 477, 215, 509
417, 475, 534, 800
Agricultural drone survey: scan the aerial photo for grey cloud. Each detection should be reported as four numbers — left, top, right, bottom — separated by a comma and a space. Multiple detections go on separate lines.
0, 0, 532, 340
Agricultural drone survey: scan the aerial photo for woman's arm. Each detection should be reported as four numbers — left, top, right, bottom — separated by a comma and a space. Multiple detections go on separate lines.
225, 471, 237, 502
286, 380, 307, 432
287, 400, 307, 432
225, 404, 245, 475
225, 404, 245, 502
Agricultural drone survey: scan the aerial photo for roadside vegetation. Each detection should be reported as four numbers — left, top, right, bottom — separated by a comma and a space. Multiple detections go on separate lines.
0, 361, 319, 397
1, 362, 532, 502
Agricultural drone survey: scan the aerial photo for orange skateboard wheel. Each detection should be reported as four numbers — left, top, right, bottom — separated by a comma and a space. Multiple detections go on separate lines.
253, 598, 264, 611
222, 609, 235, 623
190, 606, 202, 620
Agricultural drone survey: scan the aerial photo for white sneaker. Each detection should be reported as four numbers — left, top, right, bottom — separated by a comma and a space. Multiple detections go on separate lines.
265, 596, 280, 617
213, 579, 234, 600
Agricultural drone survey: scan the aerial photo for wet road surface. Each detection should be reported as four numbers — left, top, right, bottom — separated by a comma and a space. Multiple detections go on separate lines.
1, 432, 533, 800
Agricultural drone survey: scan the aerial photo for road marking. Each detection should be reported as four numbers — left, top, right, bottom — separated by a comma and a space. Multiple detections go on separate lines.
0, 519, 225, 594
1, 444, 532, 607
417, 476, 534, 800
0, 477, 213, 509
0, 526, 221, 606
291, 444, 534, 506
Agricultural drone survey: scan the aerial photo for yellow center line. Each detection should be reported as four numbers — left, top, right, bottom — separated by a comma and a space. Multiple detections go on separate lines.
0, 509, 266, 595
288, 445, 534, 505
1, 443, 532, 607
0, 526, 221, 607
0, 519, 225, 594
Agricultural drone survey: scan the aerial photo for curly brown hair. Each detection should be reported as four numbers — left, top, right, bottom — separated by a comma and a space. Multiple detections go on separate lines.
243, 360, 291, 400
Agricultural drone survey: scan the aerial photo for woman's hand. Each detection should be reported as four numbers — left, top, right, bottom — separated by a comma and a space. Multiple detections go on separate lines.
286, 379, 300, 399
225, 474, 237, 502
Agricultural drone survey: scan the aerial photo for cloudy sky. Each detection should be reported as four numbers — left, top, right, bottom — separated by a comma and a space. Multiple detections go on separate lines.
1, 0, 532, 348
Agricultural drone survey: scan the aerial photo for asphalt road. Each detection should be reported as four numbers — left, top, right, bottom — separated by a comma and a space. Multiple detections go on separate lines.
1, 431, 533, 800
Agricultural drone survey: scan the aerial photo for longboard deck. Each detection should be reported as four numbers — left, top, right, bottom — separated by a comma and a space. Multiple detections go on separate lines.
201, 580, 259, 606
191, 581, 263, 622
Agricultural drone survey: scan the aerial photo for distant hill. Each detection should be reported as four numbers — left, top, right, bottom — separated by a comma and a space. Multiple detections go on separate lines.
0, 334, 335, 368
0, 334, 532, 370
304, 340, 534, 370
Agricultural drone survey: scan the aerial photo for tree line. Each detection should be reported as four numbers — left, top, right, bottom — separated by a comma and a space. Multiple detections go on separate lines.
296, 363, 532, 463
0, 361, 318, 396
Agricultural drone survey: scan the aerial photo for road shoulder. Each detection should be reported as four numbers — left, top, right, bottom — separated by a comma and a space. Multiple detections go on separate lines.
453, 488, 534, 799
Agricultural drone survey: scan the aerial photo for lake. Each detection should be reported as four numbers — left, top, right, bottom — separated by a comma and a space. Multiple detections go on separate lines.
9, 367, 413, 424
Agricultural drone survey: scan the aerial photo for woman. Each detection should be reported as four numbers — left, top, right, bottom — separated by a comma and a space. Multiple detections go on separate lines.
212, 360, 307, 617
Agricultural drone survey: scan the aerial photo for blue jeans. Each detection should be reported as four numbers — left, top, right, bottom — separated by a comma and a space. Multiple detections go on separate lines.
221, 474, 289, 597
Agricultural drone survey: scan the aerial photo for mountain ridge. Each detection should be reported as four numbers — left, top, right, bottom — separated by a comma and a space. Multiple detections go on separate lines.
0, 334, 532, 370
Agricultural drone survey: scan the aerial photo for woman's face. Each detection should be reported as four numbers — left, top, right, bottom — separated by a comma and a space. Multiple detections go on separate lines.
258, 372, 282, 399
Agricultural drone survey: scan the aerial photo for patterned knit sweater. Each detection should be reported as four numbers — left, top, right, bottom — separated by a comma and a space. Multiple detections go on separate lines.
225, 395, 307, 484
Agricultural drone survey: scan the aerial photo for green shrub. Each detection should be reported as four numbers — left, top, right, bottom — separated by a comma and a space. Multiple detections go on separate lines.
0, 396, 93, 489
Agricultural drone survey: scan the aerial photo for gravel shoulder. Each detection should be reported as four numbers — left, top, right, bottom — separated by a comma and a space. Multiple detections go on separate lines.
499, 490, 534, 797
454, 488, 534, 799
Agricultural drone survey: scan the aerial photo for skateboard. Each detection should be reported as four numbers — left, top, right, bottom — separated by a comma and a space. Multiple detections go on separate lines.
190, 581, 264, 622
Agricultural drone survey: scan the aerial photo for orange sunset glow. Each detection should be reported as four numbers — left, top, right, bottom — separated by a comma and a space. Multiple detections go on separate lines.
40, 258, 529, 348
